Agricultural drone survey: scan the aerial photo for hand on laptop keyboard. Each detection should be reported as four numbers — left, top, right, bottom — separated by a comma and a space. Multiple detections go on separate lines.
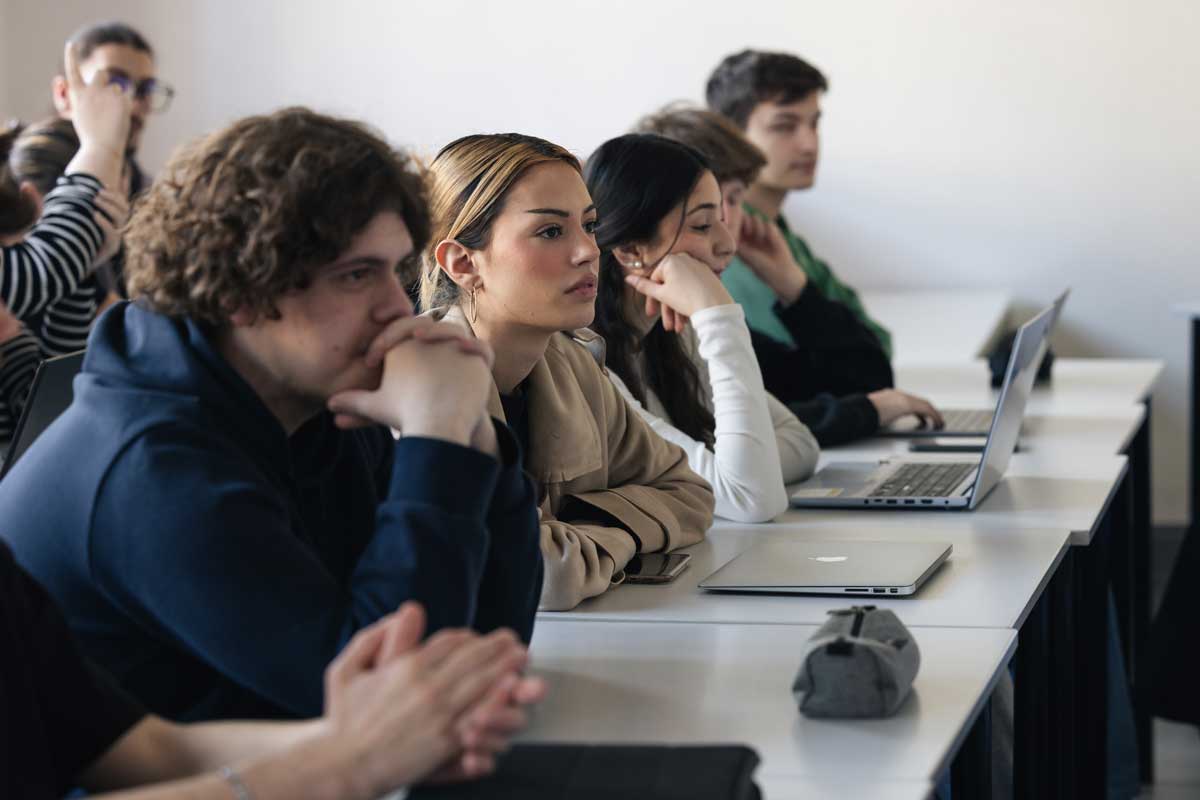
868, 390, 945, 429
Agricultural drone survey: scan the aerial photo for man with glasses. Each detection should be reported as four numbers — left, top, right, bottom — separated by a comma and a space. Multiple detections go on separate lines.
51, 21, 173, 297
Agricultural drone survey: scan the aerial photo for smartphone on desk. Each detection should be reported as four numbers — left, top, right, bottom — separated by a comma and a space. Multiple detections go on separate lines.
624, 553, 691, 584
908, 437, 1020, 453
909, 437, 987, 453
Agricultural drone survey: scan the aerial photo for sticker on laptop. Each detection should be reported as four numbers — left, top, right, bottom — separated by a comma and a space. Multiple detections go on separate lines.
792, 488, 844, 498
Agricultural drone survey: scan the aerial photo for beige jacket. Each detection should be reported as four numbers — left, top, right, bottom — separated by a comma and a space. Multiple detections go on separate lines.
431, 306, 714, 610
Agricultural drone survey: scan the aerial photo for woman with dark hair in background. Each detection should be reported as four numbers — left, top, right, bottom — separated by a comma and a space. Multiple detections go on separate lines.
586, 132, 818, 523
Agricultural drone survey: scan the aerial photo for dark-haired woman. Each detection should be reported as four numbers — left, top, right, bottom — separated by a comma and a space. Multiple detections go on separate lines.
587, 133, 818, 523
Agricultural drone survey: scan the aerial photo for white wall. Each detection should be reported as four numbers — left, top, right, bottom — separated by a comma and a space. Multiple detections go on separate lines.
0, 0, 11, 115
4, 0, 1200, 522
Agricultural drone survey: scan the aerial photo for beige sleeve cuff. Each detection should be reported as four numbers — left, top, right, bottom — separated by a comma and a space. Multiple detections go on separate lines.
538, 520, 637, 611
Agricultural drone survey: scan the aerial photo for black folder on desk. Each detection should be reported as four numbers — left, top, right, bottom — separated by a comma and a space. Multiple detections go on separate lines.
409, 743, 761, 800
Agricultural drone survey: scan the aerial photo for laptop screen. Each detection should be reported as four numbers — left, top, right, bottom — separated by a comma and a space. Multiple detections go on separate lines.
968, 291, 1068, 508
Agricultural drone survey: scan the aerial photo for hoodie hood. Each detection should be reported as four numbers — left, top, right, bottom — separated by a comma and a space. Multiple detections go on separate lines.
81, 301, 291, 467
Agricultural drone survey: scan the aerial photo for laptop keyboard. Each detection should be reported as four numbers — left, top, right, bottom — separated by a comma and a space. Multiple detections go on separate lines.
942, 409, 994, 431
874, 463, 976, 498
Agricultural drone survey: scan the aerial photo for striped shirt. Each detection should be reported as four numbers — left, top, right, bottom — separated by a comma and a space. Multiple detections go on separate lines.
0, 174, 105, 444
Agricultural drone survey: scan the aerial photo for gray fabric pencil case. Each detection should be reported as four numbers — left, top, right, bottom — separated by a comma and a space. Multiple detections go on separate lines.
792, 605, 920, 718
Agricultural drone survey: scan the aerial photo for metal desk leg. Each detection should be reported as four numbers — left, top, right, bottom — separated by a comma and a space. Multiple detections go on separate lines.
1191, 320, 1199, 526
1132, 404, 1154, 782
1015, 583, 1048, 798
1076, 510, 1112, 799
1050, 552, 1078, 799
952, 698, 994, 800
1015, 550, 1075, 799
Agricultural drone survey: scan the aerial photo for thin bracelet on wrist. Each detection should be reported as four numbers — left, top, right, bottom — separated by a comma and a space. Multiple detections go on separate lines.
219, 765, 255, 800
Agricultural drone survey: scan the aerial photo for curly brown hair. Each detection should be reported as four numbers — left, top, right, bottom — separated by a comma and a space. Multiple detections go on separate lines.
124, 107, 430, 325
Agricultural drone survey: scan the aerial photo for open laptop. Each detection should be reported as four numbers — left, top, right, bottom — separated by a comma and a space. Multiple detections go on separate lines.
0, 350, 84, 480
880, 290, 1070, 438
885, 407, 995, 438
789, 293, 1064, 510
699, 539, 952, 596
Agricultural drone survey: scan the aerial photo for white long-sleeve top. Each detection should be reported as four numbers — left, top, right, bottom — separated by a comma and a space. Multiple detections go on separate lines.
608, 303, 819, 523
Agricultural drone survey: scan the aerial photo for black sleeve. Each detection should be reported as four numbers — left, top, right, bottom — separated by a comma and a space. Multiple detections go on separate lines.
471, 419, 544, 643
750, 285, 894, 404
0, 542, 146, 793
364, 424, 396, 497
786, 393, 880, 448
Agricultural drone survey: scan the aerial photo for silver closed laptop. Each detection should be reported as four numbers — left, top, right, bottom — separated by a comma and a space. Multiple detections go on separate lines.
790, 290, 1067, 511
699, 539, 952, 596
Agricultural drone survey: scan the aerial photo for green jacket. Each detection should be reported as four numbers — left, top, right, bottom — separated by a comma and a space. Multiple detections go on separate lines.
721, 206, 893, 358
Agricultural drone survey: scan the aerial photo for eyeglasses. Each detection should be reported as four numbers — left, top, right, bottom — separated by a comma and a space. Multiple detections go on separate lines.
106, 75, 175, 113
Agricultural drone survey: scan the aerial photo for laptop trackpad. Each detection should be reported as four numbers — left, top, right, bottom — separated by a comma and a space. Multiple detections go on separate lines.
792, 462, 881, 500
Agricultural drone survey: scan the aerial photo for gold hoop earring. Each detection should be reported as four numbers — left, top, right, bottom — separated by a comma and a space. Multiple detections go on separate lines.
468, 286, 478, 324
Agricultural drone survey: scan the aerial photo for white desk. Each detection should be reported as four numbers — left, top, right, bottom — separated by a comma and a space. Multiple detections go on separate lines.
760, 777, 933, 799
788, 470, 1126, 548
1016, 407, 1146, 457
831, 409, 1146, 465
1039, 358, 1164, 405
859, 290, 1011, 365
893, 358, 1163, 411
796, 444, 1128, 546
525, 620, 1016, 784
1172, 303, 1198, 525
541, 522, 1068, 631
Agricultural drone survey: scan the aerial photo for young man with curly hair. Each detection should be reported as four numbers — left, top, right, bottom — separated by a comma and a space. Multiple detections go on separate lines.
0, 108, 545, 725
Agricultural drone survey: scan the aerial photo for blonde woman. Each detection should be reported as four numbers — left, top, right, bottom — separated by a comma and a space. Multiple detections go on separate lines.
420, 133, 714, 611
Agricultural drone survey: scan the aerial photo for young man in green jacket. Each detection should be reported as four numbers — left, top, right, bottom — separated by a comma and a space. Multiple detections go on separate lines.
706, 49, 893, 358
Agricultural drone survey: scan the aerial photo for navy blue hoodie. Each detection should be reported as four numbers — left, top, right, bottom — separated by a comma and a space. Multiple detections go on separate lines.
0, 302, 543, 721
